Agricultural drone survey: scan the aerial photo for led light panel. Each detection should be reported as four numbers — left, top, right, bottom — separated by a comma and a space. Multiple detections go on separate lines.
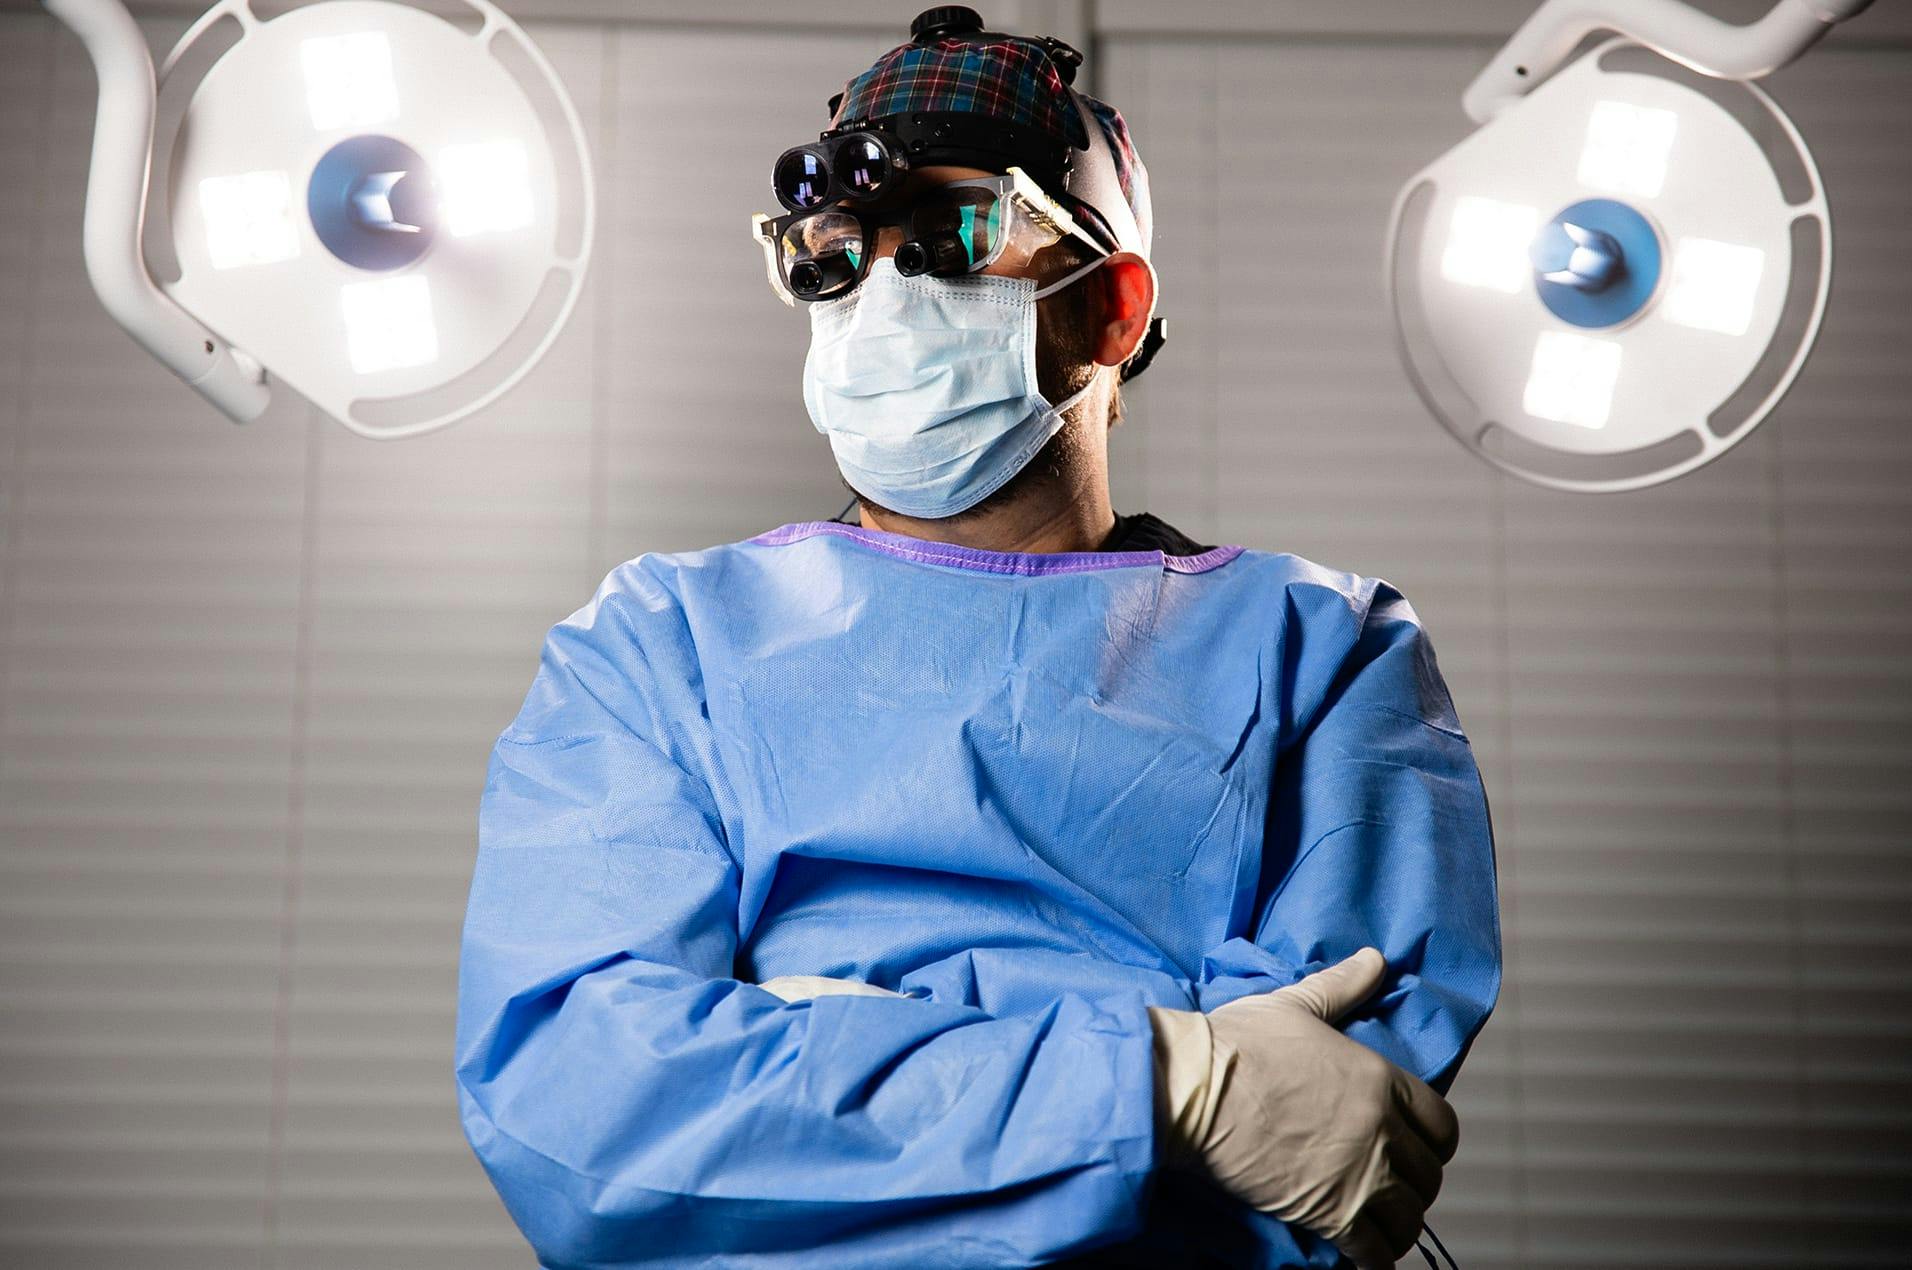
436, 140, 534, 238
1577, 99, 1678, 198
301, 31, 399, 131
340, 274, 439, 374
1441, 195, 1540, 294
1664, 236, 1765, 336
1523, 330, 1622, 430
197, 170, 301, 270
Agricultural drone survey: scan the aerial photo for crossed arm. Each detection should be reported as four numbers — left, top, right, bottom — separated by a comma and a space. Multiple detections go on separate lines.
454, 578, 1500, 1268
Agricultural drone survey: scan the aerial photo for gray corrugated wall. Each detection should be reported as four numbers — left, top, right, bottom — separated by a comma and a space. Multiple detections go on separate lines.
0, 3, 1906, 1267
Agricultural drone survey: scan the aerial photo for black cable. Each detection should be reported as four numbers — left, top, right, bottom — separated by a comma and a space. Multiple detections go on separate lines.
1421, 1219, 1459, 1269
830, 497, 858, 524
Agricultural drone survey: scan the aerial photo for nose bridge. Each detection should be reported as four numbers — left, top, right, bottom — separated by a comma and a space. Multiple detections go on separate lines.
871, 223, 904, 260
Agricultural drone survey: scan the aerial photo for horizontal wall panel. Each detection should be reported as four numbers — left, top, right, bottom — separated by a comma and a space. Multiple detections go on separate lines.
1, 6, 1906, 1269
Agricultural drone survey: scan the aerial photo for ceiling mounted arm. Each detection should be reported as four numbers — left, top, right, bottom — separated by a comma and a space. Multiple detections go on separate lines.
42, 0, 269, 422
1464, 0, 1876, 123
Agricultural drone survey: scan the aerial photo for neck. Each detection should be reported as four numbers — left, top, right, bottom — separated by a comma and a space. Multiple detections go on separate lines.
856, 404, 1117, 554
860, 487, 1116, 555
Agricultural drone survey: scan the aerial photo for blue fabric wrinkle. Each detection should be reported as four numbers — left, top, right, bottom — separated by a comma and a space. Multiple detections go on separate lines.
456, 524, 1501, 1268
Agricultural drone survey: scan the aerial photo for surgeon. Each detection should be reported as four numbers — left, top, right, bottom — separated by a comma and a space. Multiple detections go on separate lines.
456, 8, 1500, 1268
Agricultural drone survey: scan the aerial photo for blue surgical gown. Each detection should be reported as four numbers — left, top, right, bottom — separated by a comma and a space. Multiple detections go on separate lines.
456, 520, 1501, 1269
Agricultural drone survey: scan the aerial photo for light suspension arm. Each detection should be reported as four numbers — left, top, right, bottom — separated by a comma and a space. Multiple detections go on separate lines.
43, 0, 269, 422
1464, 0, 1875, 123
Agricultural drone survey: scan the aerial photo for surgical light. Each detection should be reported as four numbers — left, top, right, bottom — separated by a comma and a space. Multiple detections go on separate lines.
43, 0, 596, 439
1387, 0, 1872, 493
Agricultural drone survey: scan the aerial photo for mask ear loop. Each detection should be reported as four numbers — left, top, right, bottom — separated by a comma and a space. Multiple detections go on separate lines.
1031, 254, 1106, 301
1034, 253, 1164, 388
1027, 258, 1114, 423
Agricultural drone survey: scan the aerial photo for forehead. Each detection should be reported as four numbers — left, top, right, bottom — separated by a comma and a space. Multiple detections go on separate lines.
863, 163, 1000, 209
909, 164, 998, 184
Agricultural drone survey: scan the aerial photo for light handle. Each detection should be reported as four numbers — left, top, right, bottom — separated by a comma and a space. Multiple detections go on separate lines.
1464, 0, 1875, 123
41, 0, 270, 423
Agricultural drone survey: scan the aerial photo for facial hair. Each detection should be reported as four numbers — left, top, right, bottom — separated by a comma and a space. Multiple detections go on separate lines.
843, 287, 1106, 523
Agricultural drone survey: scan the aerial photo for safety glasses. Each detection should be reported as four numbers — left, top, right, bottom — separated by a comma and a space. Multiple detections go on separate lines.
750, 167, 1111, 305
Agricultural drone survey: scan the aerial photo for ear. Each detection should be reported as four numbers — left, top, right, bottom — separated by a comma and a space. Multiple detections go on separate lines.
1091, 252, 1157, 369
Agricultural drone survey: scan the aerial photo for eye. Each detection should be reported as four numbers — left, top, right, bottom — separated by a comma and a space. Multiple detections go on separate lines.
782, 212, 864, 262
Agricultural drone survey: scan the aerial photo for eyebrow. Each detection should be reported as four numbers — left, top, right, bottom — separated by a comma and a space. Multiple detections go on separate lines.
868, 167, 1004, 204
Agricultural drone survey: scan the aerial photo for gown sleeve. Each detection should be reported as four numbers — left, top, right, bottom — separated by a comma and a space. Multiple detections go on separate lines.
1197, 569, 1504, 1096
454, 568, 1157, 1269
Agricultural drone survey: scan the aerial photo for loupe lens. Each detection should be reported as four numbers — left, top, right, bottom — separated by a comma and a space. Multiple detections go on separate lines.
774, 149, 830, 210
789, 260, 826, 295
834, 135, 890, 201
789, 253, 859, 299
894, 241, 931, 276
896, 233, 968, 277
778, 211, 865, 299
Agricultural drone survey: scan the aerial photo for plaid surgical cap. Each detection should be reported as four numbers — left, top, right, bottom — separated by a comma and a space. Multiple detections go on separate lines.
829, 36, 1152, 253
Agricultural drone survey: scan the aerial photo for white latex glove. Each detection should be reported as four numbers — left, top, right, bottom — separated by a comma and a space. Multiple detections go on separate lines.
1149, 948, 1459, 1269
757, 975, 904, 1003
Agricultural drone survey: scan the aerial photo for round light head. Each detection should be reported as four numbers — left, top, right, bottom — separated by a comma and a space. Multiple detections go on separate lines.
1386, 41, 1830, 493
159, 0, 595, 439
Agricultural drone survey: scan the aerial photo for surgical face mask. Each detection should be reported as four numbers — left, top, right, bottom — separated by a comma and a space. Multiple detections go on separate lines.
801, 255, 1107, 520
